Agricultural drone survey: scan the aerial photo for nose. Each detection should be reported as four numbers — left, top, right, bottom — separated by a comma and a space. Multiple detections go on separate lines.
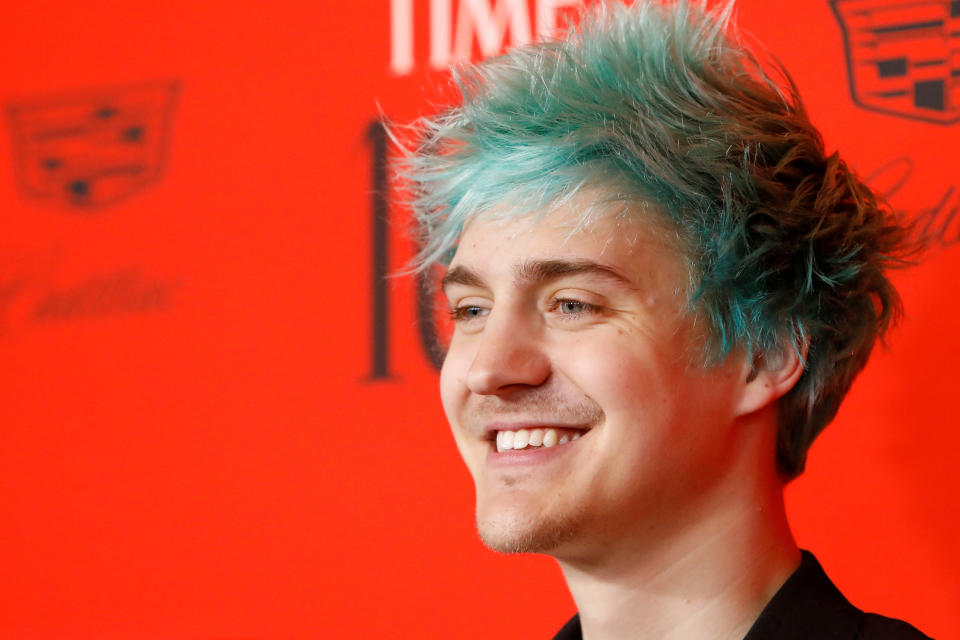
465, 308, 550, 395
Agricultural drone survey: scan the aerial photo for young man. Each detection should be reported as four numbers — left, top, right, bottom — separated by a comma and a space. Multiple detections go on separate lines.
405, 1, 931, 638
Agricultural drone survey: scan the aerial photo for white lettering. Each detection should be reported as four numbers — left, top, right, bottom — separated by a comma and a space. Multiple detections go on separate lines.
390, 0, 415, 74
536, 0, 579, 38
453, 0, 532, 62
389, 0, 585, 75
431, 0, 454, 69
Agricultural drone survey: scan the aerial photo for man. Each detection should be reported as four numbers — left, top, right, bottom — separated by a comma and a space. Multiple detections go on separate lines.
404, 1, 931, 638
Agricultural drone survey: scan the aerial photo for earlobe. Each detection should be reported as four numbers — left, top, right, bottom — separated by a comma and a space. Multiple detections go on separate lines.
734, 338, 808, 417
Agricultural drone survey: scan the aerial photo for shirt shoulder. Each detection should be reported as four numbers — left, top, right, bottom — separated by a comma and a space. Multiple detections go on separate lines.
744, 551, 934, 640
856, 613, 934, 640
550, 613, 581, 640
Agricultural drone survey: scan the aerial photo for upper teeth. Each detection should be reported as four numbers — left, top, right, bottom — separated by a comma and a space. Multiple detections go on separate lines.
496, 428, 582, 452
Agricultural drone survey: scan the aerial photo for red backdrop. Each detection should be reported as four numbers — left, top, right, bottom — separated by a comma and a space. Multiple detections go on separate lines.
0, 1, 957, 638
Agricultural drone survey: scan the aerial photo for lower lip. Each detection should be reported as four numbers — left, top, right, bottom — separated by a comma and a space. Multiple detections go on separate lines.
485, 437, 582, 468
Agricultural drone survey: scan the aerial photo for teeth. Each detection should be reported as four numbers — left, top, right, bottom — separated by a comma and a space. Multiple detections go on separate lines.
513, 429, 530, 448
528, 428, 544, 447
542, 429, 558, 447
495, 428, 584, 452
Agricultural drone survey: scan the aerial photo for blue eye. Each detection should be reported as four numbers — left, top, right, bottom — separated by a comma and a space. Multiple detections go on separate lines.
450, 305, 488, 322
559, 300, 586, 314
553, 299, 598, 316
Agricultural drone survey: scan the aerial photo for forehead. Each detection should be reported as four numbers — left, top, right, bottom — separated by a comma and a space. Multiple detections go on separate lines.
448, 198, 686, 284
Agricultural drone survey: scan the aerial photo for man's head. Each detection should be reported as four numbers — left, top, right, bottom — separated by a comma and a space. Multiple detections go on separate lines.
405, 0, 909, 554
437, 196, 809, 559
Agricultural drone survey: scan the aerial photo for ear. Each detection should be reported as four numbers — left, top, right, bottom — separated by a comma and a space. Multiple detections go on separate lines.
733, 337, 808, 418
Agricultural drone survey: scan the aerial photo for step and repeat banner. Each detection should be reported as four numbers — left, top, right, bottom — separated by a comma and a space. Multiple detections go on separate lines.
1, 1, 957, 638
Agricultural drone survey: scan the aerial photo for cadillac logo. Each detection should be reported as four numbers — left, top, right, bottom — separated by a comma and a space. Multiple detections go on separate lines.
831, 0, 960, 124
6, 80, 180, 210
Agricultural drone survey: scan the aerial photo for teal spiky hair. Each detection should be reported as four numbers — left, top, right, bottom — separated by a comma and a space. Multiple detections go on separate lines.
402, 0, 911, 477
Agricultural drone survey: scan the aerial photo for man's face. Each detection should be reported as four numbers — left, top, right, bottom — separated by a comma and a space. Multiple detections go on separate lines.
439, 201, 749, 563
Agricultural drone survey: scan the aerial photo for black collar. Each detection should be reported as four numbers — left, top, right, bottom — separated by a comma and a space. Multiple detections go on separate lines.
742, 550, 861, 640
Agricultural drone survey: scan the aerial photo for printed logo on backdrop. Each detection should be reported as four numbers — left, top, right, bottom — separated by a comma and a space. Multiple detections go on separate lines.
867, 155, 960, 247
1, 81, 182, 337
831, 0, 960, 124
0, 248, 179, 338
6, 80, 181, 209
390, 0, 583, 74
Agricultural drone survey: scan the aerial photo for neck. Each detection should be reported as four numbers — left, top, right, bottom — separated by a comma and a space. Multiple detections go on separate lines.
556, 412, 800, 640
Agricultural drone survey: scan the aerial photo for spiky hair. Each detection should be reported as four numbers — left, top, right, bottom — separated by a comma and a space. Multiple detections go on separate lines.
403, 0, 911, 477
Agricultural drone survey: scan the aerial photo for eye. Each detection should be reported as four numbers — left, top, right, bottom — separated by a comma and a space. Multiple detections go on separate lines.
557, 300, 591, 314
549, 298, 600, 317
449, 304, 489, 322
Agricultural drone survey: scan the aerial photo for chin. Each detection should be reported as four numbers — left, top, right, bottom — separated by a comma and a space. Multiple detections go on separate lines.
476, 505, 583, 555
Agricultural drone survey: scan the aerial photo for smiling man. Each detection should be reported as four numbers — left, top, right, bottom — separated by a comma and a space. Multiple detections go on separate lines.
404, 2, 930, 639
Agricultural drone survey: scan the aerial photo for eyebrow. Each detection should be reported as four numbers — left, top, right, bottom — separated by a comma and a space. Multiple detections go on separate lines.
441, 259, 635, 291
515, 259, 635, 286
441, 265, 488, 290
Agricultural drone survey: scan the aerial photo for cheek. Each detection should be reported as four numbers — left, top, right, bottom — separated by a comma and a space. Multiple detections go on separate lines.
438, 350, 483, 473
438, 360, 460, 423
561, 334, 679, 417
439, 341, 472, 424
560, 334, 711, 466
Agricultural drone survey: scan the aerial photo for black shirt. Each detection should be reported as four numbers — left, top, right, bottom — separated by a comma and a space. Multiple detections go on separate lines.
551, 551, 932, 639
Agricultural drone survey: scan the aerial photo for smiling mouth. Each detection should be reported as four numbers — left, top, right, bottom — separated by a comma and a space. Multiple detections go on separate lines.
495, 427, 585, 452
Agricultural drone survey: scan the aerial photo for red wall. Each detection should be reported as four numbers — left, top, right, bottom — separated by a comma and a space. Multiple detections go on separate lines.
0, 1, 957, 638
